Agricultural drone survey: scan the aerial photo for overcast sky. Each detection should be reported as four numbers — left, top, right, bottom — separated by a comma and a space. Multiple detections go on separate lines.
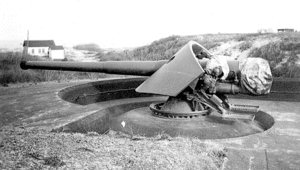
0, 0, 299, 48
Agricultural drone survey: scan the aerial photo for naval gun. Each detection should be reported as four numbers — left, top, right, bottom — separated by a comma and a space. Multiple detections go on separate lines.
21, 41, 273, 121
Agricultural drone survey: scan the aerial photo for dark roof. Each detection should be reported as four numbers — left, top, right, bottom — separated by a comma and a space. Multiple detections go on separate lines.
23, 40, 55, 47
50, 45, 64, 50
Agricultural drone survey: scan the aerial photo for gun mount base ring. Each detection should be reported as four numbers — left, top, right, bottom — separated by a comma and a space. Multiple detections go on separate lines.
55, 78, 275, 139
150, 103, 212, 119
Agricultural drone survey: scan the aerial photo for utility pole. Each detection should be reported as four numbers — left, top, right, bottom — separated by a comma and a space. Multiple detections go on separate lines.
22, 30, 29, 61
26, 30, 29, 55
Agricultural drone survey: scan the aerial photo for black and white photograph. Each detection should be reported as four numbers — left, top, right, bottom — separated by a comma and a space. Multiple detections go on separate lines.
0, 0, 300, 169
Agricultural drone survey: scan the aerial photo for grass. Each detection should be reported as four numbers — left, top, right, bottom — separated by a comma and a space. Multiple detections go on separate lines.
248, 38, 300, 78
0, 52, 108, 86
73, 43, 102, 53
0, 126, 227, 170
118, 33, 282, 61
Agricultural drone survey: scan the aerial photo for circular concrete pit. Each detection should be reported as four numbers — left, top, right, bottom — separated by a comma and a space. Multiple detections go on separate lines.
55, 78, 275, 139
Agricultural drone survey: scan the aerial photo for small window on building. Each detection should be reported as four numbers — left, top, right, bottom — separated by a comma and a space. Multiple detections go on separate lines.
42, 49, 45, 53
38, 49, 41, 53
32, 49, 34, 54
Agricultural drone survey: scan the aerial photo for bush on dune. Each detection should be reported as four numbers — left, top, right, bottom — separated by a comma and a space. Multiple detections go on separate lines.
96, 51, 126, 61
73, 43, 102, 53
249, 39, 300, 78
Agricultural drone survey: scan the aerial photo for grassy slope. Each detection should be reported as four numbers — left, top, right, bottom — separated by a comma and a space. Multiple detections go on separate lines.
1, 32, 300, 86
123, 33, 300, 78
0, 127, 226, 170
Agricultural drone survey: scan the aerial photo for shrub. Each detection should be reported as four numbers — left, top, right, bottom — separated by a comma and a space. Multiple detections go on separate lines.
96, 51, 125, 61
239, 41, 252, 51
249, 41, 300, 78
235, 33, 261, 41
73, 43, 102, 53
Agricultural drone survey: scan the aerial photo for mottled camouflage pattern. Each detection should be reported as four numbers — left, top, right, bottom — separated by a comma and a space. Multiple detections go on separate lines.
240, 58, 273, 95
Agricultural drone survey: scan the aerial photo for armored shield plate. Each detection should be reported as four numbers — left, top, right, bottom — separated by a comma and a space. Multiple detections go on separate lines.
136, 41, 205, 96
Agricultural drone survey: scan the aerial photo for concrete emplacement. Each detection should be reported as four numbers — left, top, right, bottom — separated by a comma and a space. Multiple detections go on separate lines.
54, 78, 275, 139
2, 77, 300, 169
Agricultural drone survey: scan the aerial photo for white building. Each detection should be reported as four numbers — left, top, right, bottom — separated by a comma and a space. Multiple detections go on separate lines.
23, 40, 55, 57
49, 46, 65, 60
23, 40, 65, 60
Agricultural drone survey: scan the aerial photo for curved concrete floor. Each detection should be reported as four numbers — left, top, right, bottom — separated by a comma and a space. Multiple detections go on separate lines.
1, 78, 300, 170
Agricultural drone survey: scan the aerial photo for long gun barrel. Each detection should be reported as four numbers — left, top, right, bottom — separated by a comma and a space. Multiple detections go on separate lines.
20, 59, 244, 94
20, 60, 167, 76
20, 60, 211, 76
